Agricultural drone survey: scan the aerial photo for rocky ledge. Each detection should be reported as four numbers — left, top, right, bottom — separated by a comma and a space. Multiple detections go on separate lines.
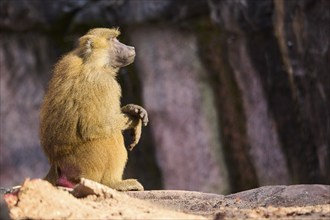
1, 179, 329, 219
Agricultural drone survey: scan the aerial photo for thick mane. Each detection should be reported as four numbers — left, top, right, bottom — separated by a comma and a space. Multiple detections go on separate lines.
87, 28, 120, 38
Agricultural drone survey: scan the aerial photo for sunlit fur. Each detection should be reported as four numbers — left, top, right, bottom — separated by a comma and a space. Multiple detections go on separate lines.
40, 28, 143, 191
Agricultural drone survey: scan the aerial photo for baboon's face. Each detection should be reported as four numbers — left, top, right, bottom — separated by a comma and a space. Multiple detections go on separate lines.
79, 28, 135, 68
109, 38, 135, 68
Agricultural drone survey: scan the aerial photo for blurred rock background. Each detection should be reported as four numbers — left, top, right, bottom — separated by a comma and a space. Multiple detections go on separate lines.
0, 0, 329, 194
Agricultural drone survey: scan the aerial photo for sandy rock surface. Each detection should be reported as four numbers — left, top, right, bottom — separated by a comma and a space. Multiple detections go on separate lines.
1, 179, 330, 219
3, 179, 203, 220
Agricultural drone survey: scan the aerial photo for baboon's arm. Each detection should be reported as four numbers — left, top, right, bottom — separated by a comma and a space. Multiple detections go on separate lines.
120, 104, 148, 150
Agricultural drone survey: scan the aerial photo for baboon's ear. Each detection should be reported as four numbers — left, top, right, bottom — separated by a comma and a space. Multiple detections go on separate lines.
79, 35, 93, 53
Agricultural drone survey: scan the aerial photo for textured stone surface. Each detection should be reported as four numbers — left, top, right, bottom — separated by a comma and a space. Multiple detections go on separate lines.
3, 179, 204, 220
209, 0, 330, 184
2, 179, 330, 220
225, 184, 330, 208
227, 36, 290, 185
0, 33, 54, 187
130, 26, 229, 193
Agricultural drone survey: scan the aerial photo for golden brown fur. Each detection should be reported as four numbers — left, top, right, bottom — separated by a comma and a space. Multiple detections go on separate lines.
40, 28, 147, 191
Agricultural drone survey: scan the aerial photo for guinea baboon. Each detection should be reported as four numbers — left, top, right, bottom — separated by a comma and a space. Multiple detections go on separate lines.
40, 28, 148, 191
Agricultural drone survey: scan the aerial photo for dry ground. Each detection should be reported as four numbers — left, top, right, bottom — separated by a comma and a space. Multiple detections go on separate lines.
1, 178, 329, 219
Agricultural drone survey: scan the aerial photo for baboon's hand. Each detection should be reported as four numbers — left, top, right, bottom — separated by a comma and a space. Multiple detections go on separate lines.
121, 104, 149, 126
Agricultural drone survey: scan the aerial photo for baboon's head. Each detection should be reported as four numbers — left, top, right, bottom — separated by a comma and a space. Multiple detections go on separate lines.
78, 28, 135, 68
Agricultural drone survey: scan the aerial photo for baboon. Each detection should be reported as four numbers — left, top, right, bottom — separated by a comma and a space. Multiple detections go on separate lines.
40, 28, 148, 191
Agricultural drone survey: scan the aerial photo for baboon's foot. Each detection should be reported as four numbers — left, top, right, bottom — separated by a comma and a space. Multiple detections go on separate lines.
113, 179, 144, 191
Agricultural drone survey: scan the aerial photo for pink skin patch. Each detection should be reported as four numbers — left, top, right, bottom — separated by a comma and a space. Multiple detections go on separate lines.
56, 164, 80, 188
56, 176, 76, 188
4, 192, 18, 206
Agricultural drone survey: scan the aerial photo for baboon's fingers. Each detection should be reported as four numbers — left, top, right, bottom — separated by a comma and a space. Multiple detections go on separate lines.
140, 112, 148, 126
129, 141, 138, 151
129, 119, 142, 150
122, 104, 148, 126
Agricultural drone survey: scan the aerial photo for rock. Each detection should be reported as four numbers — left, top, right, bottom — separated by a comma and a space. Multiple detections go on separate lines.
0, 0, 209, 31
3, 179, 204, 220
225, 185, 330, 208
2, 179, 329, 219
0, 33, 54, 187
128, 184, 330, 215
209, 0, 330, 184
127, 190, 225, 216
130, 26, 229, 194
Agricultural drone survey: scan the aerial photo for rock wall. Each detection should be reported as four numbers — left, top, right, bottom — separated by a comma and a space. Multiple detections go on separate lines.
0, 0, 328, 193
209, 0, 329, 185
130, 26, 229, 193
0, 33, 54, 186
